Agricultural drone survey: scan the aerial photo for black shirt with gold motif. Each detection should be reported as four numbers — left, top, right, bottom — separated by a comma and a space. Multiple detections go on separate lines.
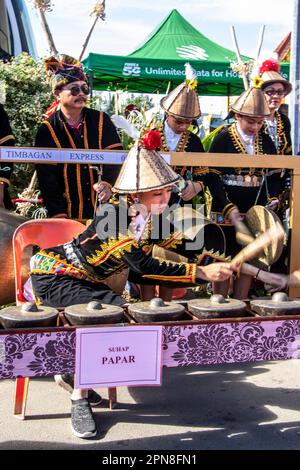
209, 124, 280, 214
262, 111, 292, 155
35, 108, 122, 221
31, 200, 198, 287
158, 124, 231, 212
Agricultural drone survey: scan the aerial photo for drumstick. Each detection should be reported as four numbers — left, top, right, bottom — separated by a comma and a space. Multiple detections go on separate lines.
230, 222, 285, 268
154, 220, 284, 269
235, 231, 255, 246
152, 245, 188, 263
287, 270, 300, 286
234, 220, 255, 246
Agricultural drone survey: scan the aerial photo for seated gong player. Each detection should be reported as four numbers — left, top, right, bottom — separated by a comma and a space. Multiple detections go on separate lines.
30, 130, 236, 439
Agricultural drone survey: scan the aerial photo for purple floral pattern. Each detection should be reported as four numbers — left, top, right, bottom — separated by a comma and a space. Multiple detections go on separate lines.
0, 331, 76, 379
163, 320, 300, 367
1, 319, 300, 379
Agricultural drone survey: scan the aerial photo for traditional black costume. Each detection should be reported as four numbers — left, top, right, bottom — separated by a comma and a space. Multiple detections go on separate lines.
30, 130, 234, 439
35, 54, 122, 221
31, 199, 221, 307
209, 87, 281, 257
31, 132, 227, 308
158, 64, 232, 217
35, 108, 122, 221
262, 110, 292, 155
260, 59, 293, 156
0, 104, 14, 209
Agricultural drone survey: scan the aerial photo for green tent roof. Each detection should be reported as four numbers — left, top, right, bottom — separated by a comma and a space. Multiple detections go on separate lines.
130, 9, 247, 62
83, 9, 290, 96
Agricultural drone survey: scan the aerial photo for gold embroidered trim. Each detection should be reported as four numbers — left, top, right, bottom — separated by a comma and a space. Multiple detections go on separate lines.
229, 123, 263, 155
98, 112, 103, 150
196, 250, 231, 264
0, 134, 15, 145
158, 233, 183, 251
142, 263, 197, 283
63, 122, 76, 149
105, 142, 123, 149
43, 121, 62, 148
275, 111, 289, 155
63, 163, 72, 218
63, 122, 79, 218
193, 167, 210, 176
76, 164, 83, 221
86, 235, 134, 266
222, 203, 236, 219
158, 123, 190, 153
81, 122, 96, 209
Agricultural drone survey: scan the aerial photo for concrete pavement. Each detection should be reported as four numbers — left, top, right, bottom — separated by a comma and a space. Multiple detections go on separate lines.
1, 360, 300, 450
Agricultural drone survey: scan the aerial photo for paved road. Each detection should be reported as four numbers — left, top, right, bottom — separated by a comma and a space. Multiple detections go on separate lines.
1, 360, 300, 450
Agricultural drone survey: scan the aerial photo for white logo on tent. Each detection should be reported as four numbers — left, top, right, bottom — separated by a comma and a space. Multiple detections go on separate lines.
176, 45, 208, 60
122, 63, 141, 77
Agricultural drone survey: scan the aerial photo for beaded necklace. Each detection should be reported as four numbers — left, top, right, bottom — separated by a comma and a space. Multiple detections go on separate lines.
158, 123, 190, 152
158, 123, 191, 177
228, 123, 264, 177
229, 123, 263, 155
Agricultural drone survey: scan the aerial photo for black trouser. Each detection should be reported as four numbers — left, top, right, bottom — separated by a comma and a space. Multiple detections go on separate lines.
31, 274, 126, 308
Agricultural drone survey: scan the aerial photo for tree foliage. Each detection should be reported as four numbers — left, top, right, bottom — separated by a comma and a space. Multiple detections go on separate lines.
0, 52, 52, 146
0, 53, 53, 192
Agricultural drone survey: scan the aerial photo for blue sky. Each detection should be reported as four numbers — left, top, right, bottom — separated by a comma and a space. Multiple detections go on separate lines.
27, 0, 294, 116
28, 0, 294, 60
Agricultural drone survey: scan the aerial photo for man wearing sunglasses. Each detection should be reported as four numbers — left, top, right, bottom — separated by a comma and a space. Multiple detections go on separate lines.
35, 54, 122, 222
259, 59, 292, 155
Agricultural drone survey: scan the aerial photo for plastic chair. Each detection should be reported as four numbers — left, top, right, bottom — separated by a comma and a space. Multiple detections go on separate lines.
171, 288, 187, 300
154, 286, 187, 300
13, 218, 86, 304
12, 218, 117, 418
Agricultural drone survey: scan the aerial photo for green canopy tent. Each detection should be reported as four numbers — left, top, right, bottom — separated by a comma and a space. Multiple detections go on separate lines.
83, 9, 290, 96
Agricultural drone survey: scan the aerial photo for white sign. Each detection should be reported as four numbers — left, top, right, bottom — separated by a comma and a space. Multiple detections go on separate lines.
0, 147, 127, 164
0, 147, 171, 165
75, 325, 163, 389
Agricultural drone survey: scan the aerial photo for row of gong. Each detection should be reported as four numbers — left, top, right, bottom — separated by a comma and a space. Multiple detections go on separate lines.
1, 293, 300, 329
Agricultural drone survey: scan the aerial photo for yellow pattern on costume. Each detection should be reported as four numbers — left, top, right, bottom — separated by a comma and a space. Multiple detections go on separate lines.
86, 235, 136, 266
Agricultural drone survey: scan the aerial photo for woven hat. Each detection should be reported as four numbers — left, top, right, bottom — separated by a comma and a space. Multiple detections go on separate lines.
113, 130, 180, 194
45, 54, 87, 90
259, 59, 292, 95
230, 85, 271, 118
160, 63, 201, 119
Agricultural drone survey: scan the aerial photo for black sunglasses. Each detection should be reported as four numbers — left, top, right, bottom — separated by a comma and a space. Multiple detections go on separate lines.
67, 84, 90, 96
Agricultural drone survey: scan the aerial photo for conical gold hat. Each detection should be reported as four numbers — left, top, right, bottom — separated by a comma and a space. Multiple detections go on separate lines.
113, 144, 180, 193
160, 82, 201, 119
230, 87, 271, 117
260, 71, 292, 95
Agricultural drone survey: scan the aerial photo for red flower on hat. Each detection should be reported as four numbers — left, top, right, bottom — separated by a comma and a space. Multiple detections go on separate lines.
259, 59, 280, 75
142, 130, 161, 151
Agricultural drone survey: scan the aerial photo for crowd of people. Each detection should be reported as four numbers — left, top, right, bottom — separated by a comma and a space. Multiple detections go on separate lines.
0, 54, 294, 438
